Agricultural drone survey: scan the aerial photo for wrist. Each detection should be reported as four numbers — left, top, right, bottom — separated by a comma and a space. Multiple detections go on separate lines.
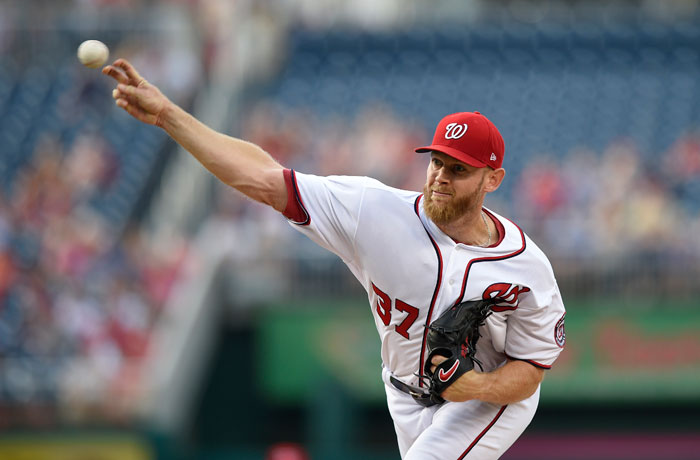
156, 100, 180, 131
467, 370, 492, 401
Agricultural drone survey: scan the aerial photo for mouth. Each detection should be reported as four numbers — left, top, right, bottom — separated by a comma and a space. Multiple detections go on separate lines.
430, 189, 453, 200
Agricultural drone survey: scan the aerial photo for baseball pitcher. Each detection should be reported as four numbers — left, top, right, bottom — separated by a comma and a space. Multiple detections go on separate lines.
104, 59, 566, 459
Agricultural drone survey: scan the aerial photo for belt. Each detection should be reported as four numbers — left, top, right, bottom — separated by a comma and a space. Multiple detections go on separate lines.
390, 376, 441, 407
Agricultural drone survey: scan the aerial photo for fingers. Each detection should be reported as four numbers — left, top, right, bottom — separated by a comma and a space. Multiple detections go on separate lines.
102, 59, 147, 89
116, 83, 137, 96
114, 83, 147, 106
113, 58, 145, 85
111, 86, 154, 124
112, 85, 137, 107
101, 65, 129, 84
103, 58, 158, 125
115, 98, 156, 125
429, 355, 448, 373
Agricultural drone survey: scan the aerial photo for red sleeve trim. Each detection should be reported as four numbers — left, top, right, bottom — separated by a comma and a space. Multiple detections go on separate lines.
507, 355, 552, 370
525, 359, 551, 369
282, 169, 310, 225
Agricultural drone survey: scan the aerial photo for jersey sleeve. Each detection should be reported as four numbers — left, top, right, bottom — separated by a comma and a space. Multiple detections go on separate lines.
505, 285, 566, 369
283, 169, 368, 264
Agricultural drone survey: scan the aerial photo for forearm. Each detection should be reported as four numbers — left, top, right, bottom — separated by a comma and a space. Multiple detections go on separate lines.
105, 59, 288, 210
470, 360, 543, 405
158, 102, 287, 211
445, 360, 544, 405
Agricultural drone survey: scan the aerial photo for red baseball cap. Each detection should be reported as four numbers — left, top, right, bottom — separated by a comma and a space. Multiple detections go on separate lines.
415, 112, 505, 169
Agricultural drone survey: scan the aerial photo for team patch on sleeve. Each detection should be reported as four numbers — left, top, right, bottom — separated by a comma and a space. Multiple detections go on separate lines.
555, 313, 566, 348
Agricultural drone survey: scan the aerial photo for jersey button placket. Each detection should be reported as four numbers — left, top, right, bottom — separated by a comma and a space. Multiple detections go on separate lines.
442, 248, 465, 303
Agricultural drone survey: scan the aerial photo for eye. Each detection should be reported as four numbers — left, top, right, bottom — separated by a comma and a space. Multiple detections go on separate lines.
432, 158, 443, 168
453, 164, 466, 174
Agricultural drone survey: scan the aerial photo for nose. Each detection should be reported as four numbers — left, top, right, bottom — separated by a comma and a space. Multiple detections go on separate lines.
434, 165, 451, 184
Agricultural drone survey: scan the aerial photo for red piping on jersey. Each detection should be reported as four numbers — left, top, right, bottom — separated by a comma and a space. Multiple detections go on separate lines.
283, 169, 310, 225
449, 208, 505, 247
458, 405, 508, 459
507, 355, 552, 369
526, 359, 551, 369
482, 208, 506, 247
491, 305, 518, 312
415, 195, 443, 386
455, 219, 527, 306
415, 200, 547, 377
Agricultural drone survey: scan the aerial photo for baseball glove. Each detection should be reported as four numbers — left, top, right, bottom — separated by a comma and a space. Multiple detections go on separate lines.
423, 299, 494, 404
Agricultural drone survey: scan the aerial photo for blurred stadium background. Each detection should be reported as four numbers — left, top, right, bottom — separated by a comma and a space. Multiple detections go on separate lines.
1, 0, 700, 459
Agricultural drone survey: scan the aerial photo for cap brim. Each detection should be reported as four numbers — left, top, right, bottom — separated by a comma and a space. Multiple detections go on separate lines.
415, 145, 488, 168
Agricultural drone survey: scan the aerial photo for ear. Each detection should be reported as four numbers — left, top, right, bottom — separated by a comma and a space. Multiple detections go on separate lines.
483, 168, 505, 193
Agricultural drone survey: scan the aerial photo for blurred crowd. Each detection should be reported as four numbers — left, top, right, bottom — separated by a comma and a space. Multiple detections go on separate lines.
0, 0, 204, 427
2, 0, 700, 431
512, 136, 700, 260
219, 102, 700, 275
0, 132, 189, 426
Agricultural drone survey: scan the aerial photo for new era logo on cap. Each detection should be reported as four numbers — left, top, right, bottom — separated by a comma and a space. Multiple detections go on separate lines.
415, 112, 505, 169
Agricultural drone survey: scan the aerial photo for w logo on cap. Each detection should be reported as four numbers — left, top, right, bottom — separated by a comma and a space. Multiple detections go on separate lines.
444, 122, 468, 140
414, 112, 505, 169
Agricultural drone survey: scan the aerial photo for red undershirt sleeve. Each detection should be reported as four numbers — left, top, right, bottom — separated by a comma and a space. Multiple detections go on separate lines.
282, 168, 310, 225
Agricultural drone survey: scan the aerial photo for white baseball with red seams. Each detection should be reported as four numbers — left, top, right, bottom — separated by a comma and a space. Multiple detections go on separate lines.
77, 40, 109, 69
283, 171, 566, 459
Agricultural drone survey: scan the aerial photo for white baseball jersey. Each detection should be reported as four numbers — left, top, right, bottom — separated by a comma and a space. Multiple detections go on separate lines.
282, 169, 566, 459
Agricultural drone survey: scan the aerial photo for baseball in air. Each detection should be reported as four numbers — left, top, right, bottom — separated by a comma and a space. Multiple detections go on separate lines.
77, 40, 109, 69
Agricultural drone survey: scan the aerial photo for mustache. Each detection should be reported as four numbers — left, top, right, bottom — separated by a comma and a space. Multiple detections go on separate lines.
430, 187, 454, 195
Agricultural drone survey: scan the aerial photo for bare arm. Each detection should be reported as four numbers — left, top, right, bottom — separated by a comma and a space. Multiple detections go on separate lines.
430, 357, 544, 405
102, 59, 287, 211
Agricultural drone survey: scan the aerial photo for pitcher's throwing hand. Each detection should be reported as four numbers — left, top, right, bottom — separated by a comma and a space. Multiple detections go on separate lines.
103, 59, 170, 126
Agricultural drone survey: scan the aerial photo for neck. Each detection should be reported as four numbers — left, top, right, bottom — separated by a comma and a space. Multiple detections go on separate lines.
436, 207, 492, 247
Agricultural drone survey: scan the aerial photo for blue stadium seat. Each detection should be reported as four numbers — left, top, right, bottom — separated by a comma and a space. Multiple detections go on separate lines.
263, 21, 700, 212
0, 38, 170, 234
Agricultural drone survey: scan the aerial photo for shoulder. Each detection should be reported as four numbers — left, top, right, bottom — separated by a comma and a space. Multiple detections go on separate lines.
294, 171, 420, 204
361, 177, 421, 204
293, 171, 371, 188
488, 210, 559, 301
490, 209, 552, 267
